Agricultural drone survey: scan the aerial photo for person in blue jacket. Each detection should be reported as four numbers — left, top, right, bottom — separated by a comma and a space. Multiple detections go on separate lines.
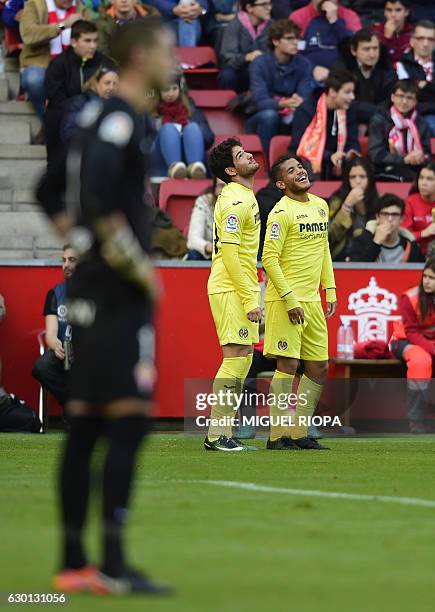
148, 0, 208, 46
246, 18, 314, 157
2, 0, 25, 31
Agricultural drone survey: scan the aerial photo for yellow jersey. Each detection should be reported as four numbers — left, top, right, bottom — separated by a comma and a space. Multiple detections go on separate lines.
208, 181, 260, 297
262, 193, 335, 307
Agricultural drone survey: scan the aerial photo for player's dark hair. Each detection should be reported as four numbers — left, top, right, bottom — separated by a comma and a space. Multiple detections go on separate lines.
268, 19, 301, 50
325, 69, 356, 92
71, 20, 97, 40
384, 0, 410, 8
240, 0, 257, 9
419, 257, 435, 321
208, 138, 242, 184
330, 157, 378, 218
412, 20, 435, 35
110, 17, 163, 69
392, 79, 419, 96
271, 154, 305, 185
374, 193, 405, 216
350, 29, 379, 51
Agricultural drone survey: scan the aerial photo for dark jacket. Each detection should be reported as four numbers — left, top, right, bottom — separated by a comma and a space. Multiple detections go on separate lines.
61, 90, 97, 143
290, 92, 360, 158
368, 107, 432, 170
397, 50, 435, 116
301, 15, 354, 69
249, 50, 314, 111
336, 39, 396, 123
45, 47, 110, 112
347, 220, 423, 262
256, 180, 282, 258
218, 16, 270, 70
148, 0, 207, 21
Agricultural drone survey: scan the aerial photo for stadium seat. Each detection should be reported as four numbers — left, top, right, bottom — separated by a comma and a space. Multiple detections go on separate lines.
159, 179, 212, 236
310, 181, 341, 199
189, 90, 245, 135
358, 136, 368, 157
175, 47, 219, 88
269, 135, 292, 168
215, 134, 268, 178
254, 178, 269, 192
377, 182, 412, 198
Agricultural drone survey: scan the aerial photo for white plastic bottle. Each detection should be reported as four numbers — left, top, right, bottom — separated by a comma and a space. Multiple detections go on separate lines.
344, 324, 355, 360
336, 324, 346, 359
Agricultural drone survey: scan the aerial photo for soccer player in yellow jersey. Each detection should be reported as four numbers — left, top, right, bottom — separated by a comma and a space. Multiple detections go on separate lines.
262, 155, 337, 450
204, 137, 262, 451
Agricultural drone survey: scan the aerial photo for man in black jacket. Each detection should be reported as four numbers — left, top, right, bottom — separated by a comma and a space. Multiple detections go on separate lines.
396, 20, 435, 136
368, 79, 432, 181
44, 20, 110, 165
348, 193, 423, 262
337, 28, 397, 128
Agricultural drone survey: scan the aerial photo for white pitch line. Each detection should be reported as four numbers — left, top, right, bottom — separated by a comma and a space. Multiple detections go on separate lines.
185, 480, 435, 509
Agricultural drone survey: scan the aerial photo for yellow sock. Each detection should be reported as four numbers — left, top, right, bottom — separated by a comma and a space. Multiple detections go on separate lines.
292, 375, 323, 439
208, 356, 251, 442
269, 370, 295, 441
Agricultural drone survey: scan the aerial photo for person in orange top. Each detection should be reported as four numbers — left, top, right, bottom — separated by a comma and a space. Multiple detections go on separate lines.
391, 257, 435, 433
402, 161, 435, 257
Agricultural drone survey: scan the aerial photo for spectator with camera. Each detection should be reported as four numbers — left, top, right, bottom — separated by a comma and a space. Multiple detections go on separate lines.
402, 161, 435, 257
247, 19, 313, 157
348, 193, 423, 262
368, 79, 432, 182
32, 245, 79, 410
290, 0, 361, 83
218, 0, 272, 93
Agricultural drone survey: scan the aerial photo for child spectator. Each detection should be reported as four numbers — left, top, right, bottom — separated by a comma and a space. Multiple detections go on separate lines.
402, 161, 435, 257
328, 157, 378, 261
186, 177, 225, 260
347, 193, 423, 263
372, 0, 412, 63
291, 69, 360, 179
390, 257, 435, 433
247, 19, 313, 157
396, 20, 435, 136
337, 29, 397, 129
61, 64, 119, 142
153, 73, 214, 179
368, 79, 432, 181
218, 0, 271, 93
290, 0, 361, 83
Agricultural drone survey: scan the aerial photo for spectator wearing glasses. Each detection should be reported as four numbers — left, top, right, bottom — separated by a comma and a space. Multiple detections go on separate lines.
372, 0, 412, 63
247, 19, 313, 157
396, 20, 435, 136
337, 29, 396, 129
348, 193, 423, 263
289, 0, 361, 84
218, 0, 272, 93
368, 79, 432, 182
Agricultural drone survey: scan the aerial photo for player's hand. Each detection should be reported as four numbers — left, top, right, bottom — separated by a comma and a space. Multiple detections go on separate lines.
288, 307, 304, 325
247, 307, 261, 322
204, 242, 213, 256
54, 340, 65, 360
325, 301, 337, 319
421, 222, 435, 238
134, 360, 156, 395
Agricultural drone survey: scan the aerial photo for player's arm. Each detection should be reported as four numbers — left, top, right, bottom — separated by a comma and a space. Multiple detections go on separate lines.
320, 212, 337, 318
36, 147, 73, 237
45, 315, 64, 359
219, 203, 259, 319
262, 211, 303, 323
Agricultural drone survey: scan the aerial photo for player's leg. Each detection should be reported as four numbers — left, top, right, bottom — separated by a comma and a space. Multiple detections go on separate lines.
206, 292, 259, 451
292, 302, 330, 450
264, 300, 302, 449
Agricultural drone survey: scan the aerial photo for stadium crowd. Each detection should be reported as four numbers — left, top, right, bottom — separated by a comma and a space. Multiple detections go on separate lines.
0, 0, 434, 261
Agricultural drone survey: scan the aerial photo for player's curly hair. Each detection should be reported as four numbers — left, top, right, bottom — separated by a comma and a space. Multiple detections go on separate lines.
208, 137, 242, 184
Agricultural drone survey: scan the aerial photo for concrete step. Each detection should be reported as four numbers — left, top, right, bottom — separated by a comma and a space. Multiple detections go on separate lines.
0, 79, 8, 103
0, 211, 61, 248
5, 57, 19, 73
0, 144, 45, 159
0, 160, 46, 190
0, 101, 42, 138
0, 120, 31, 144
3, 72, 20, 99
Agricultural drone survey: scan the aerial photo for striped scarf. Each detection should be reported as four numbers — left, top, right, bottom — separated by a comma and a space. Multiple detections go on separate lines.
46, 0, 76, 58
388, 105, 423, 157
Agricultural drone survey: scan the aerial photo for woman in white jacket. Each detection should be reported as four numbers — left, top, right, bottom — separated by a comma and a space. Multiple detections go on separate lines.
186, 178, 225, 260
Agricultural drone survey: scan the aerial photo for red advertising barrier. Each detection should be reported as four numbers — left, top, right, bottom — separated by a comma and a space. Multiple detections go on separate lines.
0, 263, 423, 418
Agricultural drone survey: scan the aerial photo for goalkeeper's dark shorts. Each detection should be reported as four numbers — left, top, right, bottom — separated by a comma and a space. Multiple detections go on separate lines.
67, 297, 154, 405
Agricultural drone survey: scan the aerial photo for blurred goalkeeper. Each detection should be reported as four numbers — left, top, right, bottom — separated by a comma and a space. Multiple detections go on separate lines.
36, 19, 174, 596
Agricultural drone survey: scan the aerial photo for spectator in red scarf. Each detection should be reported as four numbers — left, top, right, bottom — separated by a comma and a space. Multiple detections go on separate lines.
402, 161, 435, 256
368, 79, 431, 181
372, 0, 412, 63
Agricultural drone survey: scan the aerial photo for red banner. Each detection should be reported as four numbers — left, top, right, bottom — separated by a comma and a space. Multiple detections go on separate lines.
0, 264, 422, 417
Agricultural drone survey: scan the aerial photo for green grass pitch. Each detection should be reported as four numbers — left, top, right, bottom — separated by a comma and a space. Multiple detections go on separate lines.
1, 433, 435, 612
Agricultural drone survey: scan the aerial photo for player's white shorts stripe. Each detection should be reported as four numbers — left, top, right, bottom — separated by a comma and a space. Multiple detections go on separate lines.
185, 480, 435, 509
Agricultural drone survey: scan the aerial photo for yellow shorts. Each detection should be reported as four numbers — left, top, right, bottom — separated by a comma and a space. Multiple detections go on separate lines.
264, 300, 328, 361
209, 291, 260, 346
